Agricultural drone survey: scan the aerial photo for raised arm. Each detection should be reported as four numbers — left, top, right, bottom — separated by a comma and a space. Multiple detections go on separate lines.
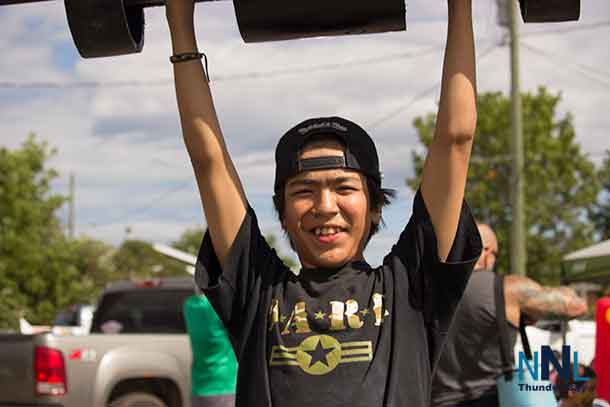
166, 0, 247, 265
504, 275, 588, 326
420, 0, 477, 261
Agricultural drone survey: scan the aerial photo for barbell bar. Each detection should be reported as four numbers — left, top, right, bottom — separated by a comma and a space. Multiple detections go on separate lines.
0, 0, 580, 59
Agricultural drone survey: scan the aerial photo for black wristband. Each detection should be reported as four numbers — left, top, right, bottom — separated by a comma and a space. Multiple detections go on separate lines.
170, 51, 210, 81
170, 51, 202, 63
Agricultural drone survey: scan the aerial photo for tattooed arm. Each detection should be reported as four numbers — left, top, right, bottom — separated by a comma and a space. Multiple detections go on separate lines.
504, 275, 587, 326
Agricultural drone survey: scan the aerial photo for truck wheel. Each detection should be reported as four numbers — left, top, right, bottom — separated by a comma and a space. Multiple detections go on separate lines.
110, 392, 167, 407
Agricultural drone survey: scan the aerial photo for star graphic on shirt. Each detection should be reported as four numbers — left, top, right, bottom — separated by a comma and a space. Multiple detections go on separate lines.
314, 311, 326, 320
273, 335, 371, 375
360, 308, 369, 316
304, 337, 335, 368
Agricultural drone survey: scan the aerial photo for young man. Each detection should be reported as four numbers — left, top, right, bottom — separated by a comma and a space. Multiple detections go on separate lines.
166, 0, 481, 405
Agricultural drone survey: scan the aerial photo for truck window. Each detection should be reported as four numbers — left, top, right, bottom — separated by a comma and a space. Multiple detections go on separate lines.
91, 289, 193, 334
54, 307, 79, 326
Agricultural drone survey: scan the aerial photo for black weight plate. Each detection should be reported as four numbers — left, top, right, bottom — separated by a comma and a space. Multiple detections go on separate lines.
234, 0, 405, 43
519, 0, 580, 23
65, 0, 145, 58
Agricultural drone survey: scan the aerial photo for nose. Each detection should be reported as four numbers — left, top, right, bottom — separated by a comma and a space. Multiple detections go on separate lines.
313, 188, 338, 216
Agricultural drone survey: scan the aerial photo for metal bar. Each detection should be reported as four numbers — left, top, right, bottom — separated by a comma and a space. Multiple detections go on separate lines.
123, 0, 164, 7
123, 0, 219, 7
0, 0, 54, 5
0, 0, 218, 7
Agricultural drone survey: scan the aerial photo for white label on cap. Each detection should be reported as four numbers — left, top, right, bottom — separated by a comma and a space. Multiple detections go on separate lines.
298, 121, 347, 135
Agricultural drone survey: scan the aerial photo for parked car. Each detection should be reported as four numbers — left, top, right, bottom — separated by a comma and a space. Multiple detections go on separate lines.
0, 277, 197, 407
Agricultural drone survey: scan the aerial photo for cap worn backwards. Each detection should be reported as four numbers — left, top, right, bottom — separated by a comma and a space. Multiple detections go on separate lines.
274, 116, 382, 192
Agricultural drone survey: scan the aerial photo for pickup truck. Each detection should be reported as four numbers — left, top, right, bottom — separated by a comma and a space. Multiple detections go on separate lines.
52, 304, 95, 335
19, 304, 95, 336
0, 277, 197, 407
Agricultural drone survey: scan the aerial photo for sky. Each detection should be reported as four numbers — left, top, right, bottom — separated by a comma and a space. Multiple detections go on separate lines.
1, 0, 609, 267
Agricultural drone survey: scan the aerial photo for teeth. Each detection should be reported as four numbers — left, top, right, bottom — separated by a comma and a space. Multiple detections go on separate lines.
314, 227, 342, 236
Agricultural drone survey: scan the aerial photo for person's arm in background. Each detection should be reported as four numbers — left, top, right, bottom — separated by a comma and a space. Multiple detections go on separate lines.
420, 0, 477, 261
166, 0, 248, 266
504, 275, 588, 326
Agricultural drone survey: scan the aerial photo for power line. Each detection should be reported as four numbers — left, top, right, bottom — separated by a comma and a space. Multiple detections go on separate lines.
521, 41, 610, 81
470, 150, 610, 164
85, 180, 194, 230
520, 41, 610, 89
0, 47, 440, 89
0, 79, 169, 89
1, 23, 607, 90
214, 47, 440, 81
366, 42, 499, 130
367, 82, 440, 130
521, 20, 610, 38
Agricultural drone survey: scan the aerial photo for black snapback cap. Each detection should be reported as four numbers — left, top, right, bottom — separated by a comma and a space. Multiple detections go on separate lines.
274, 116, 382, 192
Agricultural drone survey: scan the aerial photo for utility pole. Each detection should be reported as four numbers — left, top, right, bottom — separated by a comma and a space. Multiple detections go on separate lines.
508, 0, 526, 276
497, 0, 526, 275
69, 172, 75, 239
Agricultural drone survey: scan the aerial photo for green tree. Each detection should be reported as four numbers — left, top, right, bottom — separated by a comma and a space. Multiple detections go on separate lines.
406, 88, 598, 283
112, 239, 187, 279
171, 227, 298, 271
0, 136, 73, 328
68, 237, 116, 301
591, 151, 610, 240
171, 227, 205, 255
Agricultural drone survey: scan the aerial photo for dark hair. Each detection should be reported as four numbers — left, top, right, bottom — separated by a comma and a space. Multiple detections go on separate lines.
272, 175, 396, 248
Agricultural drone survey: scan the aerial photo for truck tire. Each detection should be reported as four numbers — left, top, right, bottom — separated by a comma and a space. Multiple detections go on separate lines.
110, 392, 168, 407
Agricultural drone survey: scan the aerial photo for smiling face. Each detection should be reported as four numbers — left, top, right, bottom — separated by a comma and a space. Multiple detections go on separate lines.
282, 139, 381, 269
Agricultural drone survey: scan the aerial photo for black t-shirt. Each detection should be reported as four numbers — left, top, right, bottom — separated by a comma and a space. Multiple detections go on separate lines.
195, 190, 482, 407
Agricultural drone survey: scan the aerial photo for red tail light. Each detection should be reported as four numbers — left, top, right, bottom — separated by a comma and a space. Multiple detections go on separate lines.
135, 278, 162, 288
34, 346, 67, 396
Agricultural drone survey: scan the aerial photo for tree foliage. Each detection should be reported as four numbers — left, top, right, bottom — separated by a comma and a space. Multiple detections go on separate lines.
171, 227, 205, 255
67, 237, 115, 302
112, 239, 187, 279
406, 88, 598, 283
170, 226, 299, 270
591, 151, 610, 240
0, 136, 78, 328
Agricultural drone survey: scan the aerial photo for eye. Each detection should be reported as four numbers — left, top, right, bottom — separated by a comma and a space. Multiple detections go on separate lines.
292, 189, 312, 196
338, 186, 358, 193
